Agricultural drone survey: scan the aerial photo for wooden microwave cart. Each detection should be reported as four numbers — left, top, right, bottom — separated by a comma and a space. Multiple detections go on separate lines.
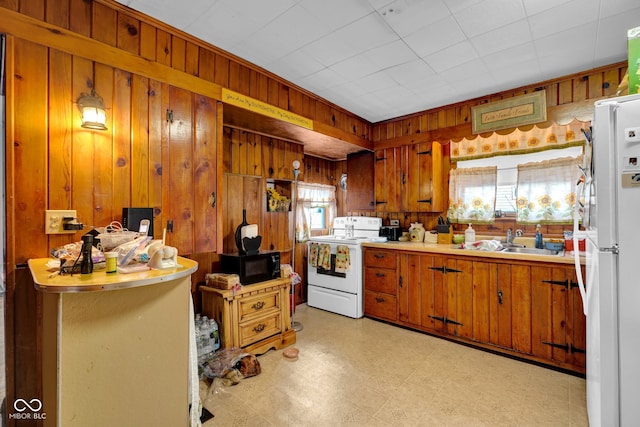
200, 277, 296, 355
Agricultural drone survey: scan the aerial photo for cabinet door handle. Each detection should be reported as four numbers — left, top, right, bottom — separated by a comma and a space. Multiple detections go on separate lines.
252, 301, 265, 310
375, 272, 386, 278
374, 254, 385, 259
375, 297, 385, 303
498, 290, 503, 305
399, 276, 403, 288
253, 324, 266, 333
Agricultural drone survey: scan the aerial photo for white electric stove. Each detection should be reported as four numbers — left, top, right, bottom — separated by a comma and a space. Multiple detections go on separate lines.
307, 216, 382, 318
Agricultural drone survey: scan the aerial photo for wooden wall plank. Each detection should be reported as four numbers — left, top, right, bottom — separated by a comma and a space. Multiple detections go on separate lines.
69, 0, 91, 36
156, 29, 172, 66
117, 12, 140, 55
14, 39, 48, 260
214, 54, 229, 87
47, 48, 74, 251
92, 62, 116, 228
19, 0, 43, 19
46, 0, 69, 28
139, 22, 156, 61
92, 2, 116, 46
112, 68, 132, 219
198, 49, 215, 82
148, 80, 164, 238
131, 74, 150, 208
185, 41, 199, 76
71, 56, 96, 233
171, 35, 186, 72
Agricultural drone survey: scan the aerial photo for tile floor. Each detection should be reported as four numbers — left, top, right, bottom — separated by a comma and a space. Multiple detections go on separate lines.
200, 304, 588, 426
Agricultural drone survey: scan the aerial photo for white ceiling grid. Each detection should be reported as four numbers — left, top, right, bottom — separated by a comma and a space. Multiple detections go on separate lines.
115, 0, 640, 122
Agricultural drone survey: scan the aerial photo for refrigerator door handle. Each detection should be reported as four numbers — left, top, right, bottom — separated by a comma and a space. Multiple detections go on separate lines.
573, 187, 588, 315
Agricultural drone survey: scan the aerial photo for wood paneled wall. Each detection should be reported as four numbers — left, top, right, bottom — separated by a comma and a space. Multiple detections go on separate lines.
372, 63, 627, 145
0, 0, 371, 139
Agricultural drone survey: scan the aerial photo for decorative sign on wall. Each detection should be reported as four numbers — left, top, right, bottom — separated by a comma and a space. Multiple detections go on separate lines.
471, 90, 547, 134
221, 88, 313, 130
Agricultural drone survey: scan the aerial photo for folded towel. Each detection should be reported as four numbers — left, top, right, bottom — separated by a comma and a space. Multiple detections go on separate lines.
335, 245, 350, 273
309, 243, 319, 267
318, 244, 331, 270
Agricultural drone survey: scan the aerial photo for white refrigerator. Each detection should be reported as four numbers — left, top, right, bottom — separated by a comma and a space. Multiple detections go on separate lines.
575, 93, 640, 426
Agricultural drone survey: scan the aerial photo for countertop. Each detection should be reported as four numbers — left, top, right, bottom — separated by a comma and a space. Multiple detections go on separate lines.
361, 241, 585, 265
28, 256, 199, 293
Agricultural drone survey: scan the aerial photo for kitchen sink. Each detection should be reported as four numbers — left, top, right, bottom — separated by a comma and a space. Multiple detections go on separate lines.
500, 247, 561, 256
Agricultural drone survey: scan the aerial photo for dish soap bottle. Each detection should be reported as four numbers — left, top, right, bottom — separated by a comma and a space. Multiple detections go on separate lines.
465, 223, 476, 244
535, 224, 544, 249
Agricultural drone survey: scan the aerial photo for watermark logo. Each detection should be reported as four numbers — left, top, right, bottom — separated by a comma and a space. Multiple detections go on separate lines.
8, 398, 47, 420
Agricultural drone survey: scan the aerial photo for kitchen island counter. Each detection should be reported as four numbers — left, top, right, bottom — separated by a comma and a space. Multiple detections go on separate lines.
29, 257, 198, 427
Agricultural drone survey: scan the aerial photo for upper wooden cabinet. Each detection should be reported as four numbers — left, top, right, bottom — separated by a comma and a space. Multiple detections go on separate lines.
374, 142, 444, 213
346, 151, 374, 211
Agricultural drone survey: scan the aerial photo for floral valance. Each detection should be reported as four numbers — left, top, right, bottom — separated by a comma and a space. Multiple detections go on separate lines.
451, 119, 589, 162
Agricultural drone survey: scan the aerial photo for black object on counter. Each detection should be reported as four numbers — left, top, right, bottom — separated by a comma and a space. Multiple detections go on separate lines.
80, 234, 94, 274
234, 209, 249, 254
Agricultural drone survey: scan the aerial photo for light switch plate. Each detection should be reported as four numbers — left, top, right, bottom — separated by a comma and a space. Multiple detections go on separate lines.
45, 210, 77, 234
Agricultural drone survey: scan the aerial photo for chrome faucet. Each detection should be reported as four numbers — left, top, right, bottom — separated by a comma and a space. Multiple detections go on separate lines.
506, 228, 513, 245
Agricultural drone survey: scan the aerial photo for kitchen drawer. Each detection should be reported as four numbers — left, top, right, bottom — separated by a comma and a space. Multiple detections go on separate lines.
364, 267, 397, 295
238, 313, 281, 348
364, 250, 397, 269
238, 289, 280, 322
364, 290, 397, 321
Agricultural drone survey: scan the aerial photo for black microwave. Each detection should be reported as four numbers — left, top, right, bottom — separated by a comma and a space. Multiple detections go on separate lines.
220, 251, 281, 285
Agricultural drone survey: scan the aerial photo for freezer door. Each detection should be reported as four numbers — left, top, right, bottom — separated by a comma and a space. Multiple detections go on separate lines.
586, 241, 619, 427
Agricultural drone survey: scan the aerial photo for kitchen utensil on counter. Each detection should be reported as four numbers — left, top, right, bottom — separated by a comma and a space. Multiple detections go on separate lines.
234, 209, 249, 253
409, 223, 425, 242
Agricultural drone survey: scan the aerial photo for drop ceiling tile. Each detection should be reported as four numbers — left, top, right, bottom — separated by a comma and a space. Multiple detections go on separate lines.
299, 0, 375, 30
470, 20, 533, 56
385, 59, 436, 85
331, 54, 379, 80
404, 15, 466, 58
379, 0, 451, 37
482, 41, 537, 70
186, 2, 261, 51
332, 13, 399, 52
424, 40, 478, 73
216, 0, 297, 26
522, 0, 572, 16
303, 33, 363, 67
595, 10, 640, 65
268, 49, 326, 80
599, 0, 640, 18
442, 0, 484, 14
248, 5, 332, 61
126, 0, 215, 29
528, 0, 599, 40
363, 39, 417, 71
452, 0, 526, 38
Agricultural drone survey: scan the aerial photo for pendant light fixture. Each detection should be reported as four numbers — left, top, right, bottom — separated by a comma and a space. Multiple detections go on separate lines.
77, 89, 107, 130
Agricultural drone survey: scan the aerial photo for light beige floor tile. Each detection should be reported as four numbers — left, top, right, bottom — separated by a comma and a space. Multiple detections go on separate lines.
201, 304, 588, 427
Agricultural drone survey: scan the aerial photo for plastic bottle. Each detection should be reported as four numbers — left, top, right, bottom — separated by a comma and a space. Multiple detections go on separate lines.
464, 223, 475, 244
209, 318, 220, 352
535, 224, 544, 249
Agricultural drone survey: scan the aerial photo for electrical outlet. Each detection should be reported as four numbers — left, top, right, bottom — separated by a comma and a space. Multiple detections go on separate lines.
45, 210, 77, 234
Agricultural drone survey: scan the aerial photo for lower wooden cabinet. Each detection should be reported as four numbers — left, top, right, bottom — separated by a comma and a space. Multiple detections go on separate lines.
200, 278, 296, 355
363, 247, 586, 374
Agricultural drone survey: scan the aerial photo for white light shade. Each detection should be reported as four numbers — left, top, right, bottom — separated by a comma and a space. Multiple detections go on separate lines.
292, 160, 301, 170
78, 92, 107, 130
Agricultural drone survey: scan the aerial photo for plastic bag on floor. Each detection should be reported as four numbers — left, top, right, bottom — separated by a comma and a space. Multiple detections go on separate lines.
201, 348, 261, 385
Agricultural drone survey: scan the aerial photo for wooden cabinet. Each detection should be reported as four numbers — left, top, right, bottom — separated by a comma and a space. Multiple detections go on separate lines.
163, 86, 220, 255
200, 278, 296, 355
363, 249, 398, 321
364, 247, 586, 374
346, 151, 374, 211
374, 147, 402, 212
374, 142, 444, 213
530, 264, 586, 370
405, 142, 445, 212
